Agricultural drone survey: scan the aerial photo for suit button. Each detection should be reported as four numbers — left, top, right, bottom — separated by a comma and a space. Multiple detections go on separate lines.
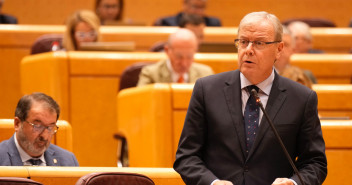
244, 166, 249, 172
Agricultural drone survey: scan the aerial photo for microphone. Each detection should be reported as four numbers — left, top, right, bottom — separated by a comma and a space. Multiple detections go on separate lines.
251, 89, 305, 185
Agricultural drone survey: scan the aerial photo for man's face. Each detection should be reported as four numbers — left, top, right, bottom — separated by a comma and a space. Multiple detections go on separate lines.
165, 38, 198, 75
184, 23, 205, 44
293, 34, 311, 53
275, 34, 294, 72
183, 0, 206, 17
237, 20, 283, 84
15, 101, 57, 157
97, 0, 120, 21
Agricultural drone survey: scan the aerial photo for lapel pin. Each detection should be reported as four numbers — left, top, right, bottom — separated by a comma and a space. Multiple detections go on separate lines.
53, 159, 57, 164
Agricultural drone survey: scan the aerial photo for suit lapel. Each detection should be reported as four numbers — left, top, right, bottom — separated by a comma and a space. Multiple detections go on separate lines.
223, 70, 247, 158
159, 60, 172, 82
248, 73, 287, 158
44, 146, 58, 166
8, 135, 24, 166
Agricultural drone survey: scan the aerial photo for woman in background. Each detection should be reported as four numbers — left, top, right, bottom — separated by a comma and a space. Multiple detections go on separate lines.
95, 0, 123, 25
62, 10, 101, 51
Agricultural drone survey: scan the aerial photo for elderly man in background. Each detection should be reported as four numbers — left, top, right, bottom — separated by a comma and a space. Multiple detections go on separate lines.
138, 28, 213, 86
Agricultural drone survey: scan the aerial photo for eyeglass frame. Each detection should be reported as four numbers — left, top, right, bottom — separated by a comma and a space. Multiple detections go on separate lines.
74, 31, 97, 40
234, 39, 281, 50
23, 120, 59, 135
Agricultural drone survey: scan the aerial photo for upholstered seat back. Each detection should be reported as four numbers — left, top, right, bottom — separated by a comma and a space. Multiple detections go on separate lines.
75, 172, 155, 185
0, 177, 43, 185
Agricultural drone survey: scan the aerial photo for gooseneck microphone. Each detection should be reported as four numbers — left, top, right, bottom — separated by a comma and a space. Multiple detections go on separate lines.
251, 89, 305, 185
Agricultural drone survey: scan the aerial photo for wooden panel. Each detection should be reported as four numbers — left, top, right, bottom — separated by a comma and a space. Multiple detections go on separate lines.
325, 150, 352, 185
70, 77, 119, 167
172, 111, 187, 160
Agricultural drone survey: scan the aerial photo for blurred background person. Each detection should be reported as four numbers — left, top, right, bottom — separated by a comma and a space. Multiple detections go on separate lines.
95, 0, 123, 25
287, 21, 323, 53
150, 14, 205, 52
138, 28, 213, 86
154, 0, 221, 27
0, 0, 17, 24
62, 10, 101, 51
275, 26, 317, 85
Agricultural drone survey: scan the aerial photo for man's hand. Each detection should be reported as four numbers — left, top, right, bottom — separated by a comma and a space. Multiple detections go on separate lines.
272, 178, 294, 185
214, 180, 234, 185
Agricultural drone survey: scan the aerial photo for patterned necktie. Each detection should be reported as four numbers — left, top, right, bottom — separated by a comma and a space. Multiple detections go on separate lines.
244, 85, 260, 154
28, 159, 42, 166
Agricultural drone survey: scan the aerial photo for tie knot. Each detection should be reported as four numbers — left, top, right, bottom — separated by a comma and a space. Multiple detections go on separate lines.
247, 85, 259, 93
28, 159, 42, 166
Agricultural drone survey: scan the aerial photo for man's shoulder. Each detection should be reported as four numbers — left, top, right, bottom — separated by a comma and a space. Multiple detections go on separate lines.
0, 14, 18, 24
204, 16, 222, 26
154, 13, 180, 26
142, 60, 166, 71
192, 62, 213, 71
48, 144, 74, 156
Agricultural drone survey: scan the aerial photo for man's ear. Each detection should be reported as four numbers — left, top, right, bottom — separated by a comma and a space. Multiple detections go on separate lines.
14, 117, 21, 132
276, 41, 284, 59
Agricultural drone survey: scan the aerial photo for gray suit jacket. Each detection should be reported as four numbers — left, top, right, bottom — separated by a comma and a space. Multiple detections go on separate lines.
0, 135, 79, 166
174, 70, 327, 185
137, 60, 214, 86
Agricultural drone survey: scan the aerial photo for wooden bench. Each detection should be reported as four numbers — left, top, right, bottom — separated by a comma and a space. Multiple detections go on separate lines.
0, 167, 184, 185
3, 0, 352, 27
0, 119, 73, 152
20, 51, 352, 166
117, 83, 352, 185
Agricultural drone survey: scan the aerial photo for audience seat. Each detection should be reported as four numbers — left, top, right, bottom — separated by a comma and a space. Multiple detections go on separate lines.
282, 18, 336, 27
0, 177, 43, 185
30, 34, 63, 55
75, 172, 155, 185
119, 62, 153, 91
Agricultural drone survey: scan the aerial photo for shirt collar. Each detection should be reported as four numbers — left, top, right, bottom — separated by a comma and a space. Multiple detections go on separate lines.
240, 68, 275, 96
166, 59, 189, 83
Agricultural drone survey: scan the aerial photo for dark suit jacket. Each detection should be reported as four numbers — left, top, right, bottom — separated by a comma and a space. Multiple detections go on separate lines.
0, 14, 18, 24
0, 135, 79, 166
174, 70, 327, 185
154, 12, 221, 27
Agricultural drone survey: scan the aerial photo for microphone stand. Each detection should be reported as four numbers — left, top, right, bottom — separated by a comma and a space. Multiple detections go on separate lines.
251, 89, 305, 185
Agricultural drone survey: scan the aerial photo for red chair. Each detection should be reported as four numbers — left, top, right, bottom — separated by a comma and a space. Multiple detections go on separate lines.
119, 62, 153, 91
30, 34, 63, 55
0, 177, 43, 185
282, 18, 336, 27
75, 172, 155, 185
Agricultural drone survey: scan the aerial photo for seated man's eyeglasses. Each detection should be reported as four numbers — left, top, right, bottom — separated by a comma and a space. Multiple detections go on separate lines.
24, 120, 59, 134
234, 39, 281, 50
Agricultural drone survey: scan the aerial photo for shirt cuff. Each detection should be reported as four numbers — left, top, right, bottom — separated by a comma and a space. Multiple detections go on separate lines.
289, 179, 298, 185
210, 179, 219, 185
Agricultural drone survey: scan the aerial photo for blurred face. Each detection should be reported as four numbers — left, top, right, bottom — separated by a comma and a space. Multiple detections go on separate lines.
15, 101, 57, 158
165, 38, 198, 75
74, 21, 97, 49
184, 23, 205, 44
184, 0, 206, 17
275, 34, 294, 72
237, 20, 283, 84
293, 34, 311, 53
97, 0, 120, 21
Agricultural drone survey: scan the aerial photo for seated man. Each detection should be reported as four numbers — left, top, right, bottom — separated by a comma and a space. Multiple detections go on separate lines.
274, 26, 317, 85
0, 92, 79, 166
287, 21, 323, 53
154, 0, 221, 27
0, 0, 17, 24
138, 28, 213, 86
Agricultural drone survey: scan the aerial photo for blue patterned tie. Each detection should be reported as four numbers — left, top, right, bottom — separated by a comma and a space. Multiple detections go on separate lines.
244, 85, 259, 154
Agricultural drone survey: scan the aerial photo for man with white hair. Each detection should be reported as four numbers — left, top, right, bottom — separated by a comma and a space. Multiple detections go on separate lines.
287, 21, 323, 53
138, 28, 213, 86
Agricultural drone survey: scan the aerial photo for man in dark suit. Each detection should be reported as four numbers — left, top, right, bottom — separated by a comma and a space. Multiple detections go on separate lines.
0, 92, 78, 166
174, 11, 327, 185
154, 0, 221, 27
0, 0, 17, 24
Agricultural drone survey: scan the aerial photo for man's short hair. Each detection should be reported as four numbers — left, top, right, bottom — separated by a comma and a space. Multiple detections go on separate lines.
179, 14, 205, 27
238, 11, 283, 41
15, 92, 60, 121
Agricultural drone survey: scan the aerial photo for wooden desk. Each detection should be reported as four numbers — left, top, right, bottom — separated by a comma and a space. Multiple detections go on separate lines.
117, 84, 352, 184
0, 167, 184, 185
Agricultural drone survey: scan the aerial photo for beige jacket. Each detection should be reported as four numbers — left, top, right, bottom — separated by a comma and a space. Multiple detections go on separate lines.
137, 60, 214, 86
